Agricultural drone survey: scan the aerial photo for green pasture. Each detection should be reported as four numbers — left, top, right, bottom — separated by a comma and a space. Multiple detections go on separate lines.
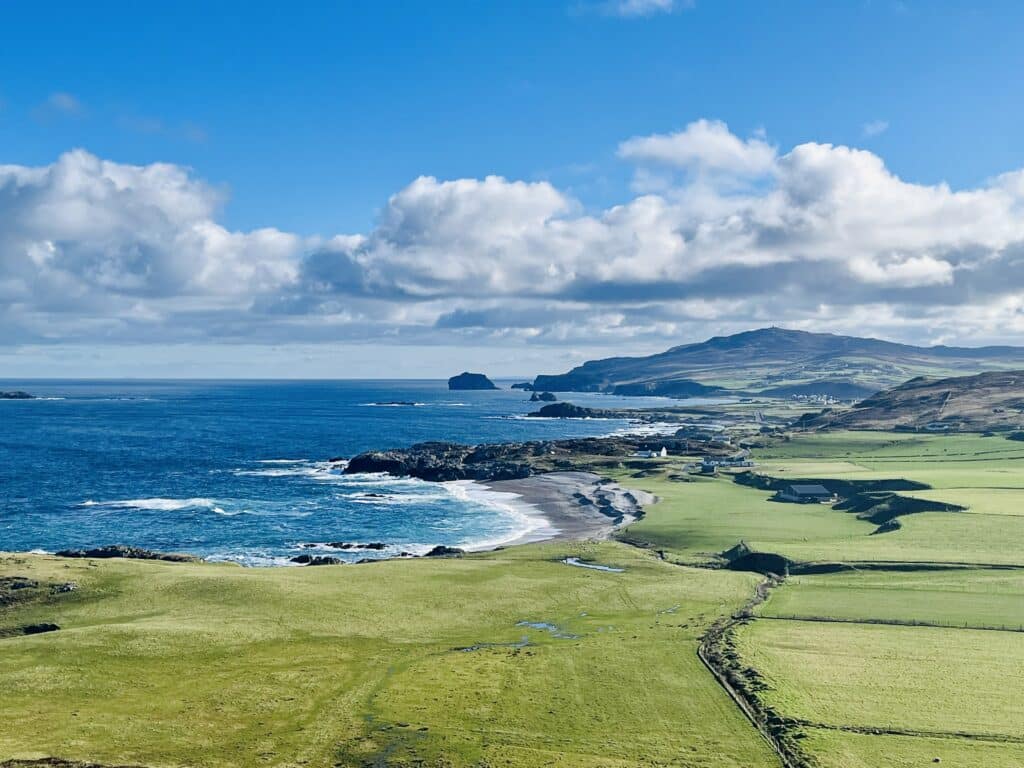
799, 729, 1024, 768
0, 543, 777, 768
734, 619, 1024, 738
759, 568, 1024, 630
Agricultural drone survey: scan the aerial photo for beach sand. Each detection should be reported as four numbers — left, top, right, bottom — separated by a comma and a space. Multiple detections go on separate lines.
482, 471, 656, 547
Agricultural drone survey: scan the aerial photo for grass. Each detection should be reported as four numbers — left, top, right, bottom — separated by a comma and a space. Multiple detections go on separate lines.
614, 429, 1024, 765
8, 427, 1024, 766
798, 729, 1024, 768
614, 473, 871, 565
0, 542, 779, 768
734, 619, 1024, 738
758, 568, 1024, 630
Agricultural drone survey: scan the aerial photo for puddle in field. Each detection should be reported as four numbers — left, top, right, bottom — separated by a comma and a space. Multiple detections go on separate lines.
563, 557, 625, 573
516, 621, 580, 640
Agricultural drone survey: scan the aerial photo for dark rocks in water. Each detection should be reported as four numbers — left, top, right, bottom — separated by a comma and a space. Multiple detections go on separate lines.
374, 401, 418, 406
529, 391, 557, 402
345, 441, 535, 482
510, 382, 534, 391
0, 390, 34, 399
325, 541, 386, 550
55, 545, 196, 563
343, 434, 727, 483
527, 402, 603, 418
448, 372, 498, 390
424, 545, 465, 557
290, 554, 343, 566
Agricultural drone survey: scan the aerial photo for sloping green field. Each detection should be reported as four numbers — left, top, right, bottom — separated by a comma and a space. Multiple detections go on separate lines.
0, 542, 777, 768
735, 619, 1024, 739
615, 430, 1024, 766
759, 568, 1024, 629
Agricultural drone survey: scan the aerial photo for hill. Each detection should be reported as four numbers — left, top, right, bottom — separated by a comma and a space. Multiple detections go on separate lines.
532, 327, 1024, 397
796, 370, 1024, 432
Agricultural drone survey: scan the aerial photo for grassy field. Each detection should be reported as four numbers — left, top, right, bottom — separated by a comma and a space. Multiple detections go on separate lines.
614, 429, 1024, 766
759, 568, 1024, 629
613, 473, 872, 565
0, 542, 778, 768
798, 729, 1024, 768
734, 619, 1024, 739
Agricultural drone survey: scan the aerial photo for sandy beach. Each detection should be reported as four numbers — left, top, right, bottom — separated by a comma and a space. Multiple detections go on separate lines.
482, 471, 656, 547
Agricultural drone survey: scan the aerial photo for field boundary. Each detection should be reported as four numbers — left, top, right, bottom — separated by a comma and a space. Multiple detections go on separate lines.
757, 614, 1024, 633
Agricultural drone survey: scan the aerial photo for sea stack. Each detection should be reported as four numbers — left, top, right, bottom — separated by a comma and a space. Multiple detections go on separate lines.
448, 372, 498, 390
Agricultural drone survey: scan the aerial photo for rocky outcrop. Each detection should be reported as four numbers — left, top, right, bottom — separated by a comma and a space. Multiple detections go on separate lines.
54, 545, 197, 562
527, 402, 605, 418
343, 435, 729, 483
345, 441, 535, 481
510, 382, 534, 391
0, 391, 34, 399
448, 372, 498, 390
529, 391, 557, 402
424, 545, 464, 557
290, 554, 343, 566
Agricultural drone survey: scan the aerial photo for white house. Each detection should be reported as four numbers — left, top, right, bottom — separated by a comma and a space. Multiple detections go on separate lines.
632, 447, 668, 458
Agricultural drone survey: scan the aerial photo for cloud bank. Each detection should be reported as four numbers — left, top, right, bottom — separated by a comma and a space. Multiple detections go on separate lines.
4, 122, 1024, 357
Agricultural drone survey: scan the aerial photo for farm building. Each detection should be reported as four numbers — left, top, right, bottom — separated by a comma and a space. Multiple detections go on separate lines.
774, 484, 836, 504
632, 447, 668, 458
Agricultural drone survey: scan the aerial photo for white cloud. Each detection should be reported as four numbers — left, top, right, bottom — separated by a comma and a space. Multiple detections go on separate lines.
5, 125, 1024, 358
848, 254, 954, 286
604, 0, 684, 17
863, 119, 889, 137
618, 119, 776, 177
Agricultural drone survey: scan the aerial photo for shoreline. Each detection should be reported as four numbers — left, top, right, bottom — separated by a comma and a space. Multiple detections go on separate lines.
476, 471, 656, 548
4, 471, 656, 566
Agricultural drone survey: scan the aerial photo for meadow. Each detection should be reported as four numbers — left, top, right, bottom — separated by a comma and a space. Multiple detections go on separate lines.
614, 429, 1024, 766
0, 542, 777, 768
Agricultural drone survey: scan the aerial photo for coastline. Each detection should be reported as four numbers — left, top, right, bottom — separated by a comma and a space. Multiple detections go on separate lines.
475, 471, 655, 548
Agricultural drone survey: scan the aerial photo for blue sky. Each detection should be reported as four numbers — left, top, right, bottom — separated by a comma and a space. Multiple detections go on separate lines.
2, 1, 1024, 377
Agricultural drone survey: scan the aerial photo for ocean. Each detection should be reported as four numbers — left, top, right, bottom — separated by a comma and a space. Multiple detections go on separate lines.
0, 380, 682, 566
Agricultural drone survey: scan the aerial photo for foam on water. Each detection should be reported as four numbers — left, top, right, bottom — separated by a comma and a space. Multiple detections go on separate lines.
80, 497, 220, 512
0, 380, 662, 566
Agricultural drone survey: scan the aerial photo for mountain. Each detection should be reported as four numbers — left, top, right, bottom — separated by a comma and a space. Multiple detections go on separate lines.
532, 328, 1024, 397
796, 370, 1024, 432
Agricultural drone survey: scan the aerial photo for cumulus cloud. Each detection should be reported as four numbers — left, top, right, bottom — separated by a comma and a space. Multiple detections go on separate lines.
602, 0, 689, 17
5, 122, 1024, 354
618, 119, 776, 177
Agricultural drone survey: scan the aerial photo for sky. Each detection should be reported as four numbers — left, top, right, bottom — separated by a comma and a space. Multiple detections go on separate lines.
2, 0, 1024, 378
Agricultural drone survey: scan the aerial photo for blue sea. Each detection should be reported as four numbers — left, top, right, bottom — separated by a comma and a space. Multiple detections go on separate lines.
0, 380, 681, 565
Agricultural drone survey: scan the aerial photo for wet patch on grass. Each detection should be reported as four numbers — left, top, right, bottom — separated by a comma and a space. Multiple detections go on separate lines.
562, 556, 625, 572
